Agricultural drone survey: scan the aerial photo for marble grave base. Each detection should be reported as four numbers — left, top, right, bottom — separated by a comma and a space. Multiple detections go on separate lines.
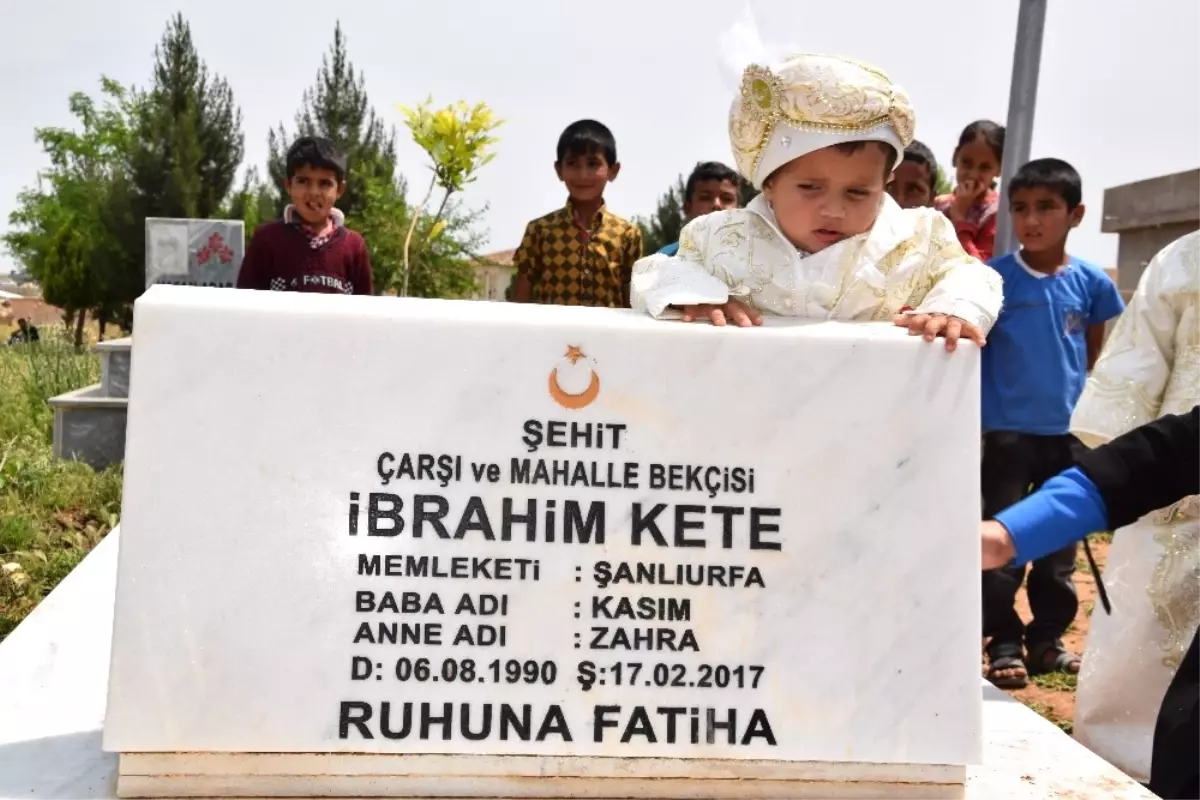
0, 528, 1157, 800
49, 337, 131, 470
116, 753, 965, 798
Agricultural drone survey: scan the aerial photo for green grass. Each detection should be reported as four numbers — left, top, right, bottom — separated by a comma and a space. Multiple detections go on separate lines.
1026, 700, 1074, 735
1031, 672, 1078, 692
0, 326, 122, 642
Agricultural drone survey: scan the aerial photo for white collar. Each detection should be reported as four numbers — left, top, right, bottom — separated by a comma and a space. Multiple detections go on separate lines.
1014, 250, 1069, 279
744, 192, 916, 271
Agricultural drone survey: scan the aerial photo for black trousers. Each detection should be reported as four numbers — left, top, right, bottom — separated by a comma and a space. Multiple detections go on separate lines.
1149, 629, 1199, 799
981, 431, 1083, 652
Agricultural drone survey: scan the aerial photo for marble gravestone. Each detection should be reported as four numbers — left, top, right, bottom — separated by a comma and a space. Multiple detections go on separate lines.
144, 218, 244, 289
106, 286, 983, 799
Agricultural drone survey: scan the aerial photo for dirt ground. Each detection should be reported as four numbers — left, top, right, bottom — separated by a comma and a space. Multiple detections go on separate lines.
0, 297, 63, 328
981, 538, 1110, 734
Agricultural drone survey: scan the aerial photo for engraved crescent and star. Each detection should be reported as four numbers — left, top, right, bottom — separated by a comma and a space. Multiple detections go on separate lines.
548, 345, 600, 410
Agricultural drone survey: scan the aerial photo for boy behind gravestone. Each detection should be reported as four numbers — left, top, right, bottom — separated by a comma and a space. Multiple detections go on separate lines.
980, 158, 1125, 689
887, 140, 939, 210
236, 137, 373, 295
510, 120, 643, 308
659, 161, 742, 256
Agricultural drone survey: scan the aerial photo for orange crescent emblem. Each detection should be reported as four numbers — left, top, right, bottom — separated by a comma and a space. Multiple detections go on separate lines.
549, 345, 600, 410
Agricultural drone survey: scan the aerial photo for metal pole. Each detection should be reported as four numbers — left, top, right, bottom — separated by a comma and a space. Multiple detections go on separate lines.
994, 0, 1048, 256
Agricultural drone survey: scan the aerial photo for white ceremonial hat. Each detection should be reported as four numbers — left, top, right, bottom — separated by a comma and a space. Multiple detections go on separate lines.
728, 54, 916, 189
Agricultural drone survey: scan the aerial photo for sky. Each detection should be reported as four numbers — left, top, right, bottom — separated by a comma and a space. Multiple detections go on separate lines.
1, 0, 1197, 275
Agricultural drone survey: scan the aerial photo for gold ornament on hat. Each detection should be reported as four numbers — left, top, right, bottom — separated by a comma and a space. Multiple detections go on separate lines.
730, 55, 916, 181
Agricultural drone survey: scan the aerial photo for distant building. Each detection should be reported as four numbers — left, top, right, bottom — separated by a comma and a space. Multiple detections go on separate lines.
472, 249, 517, 301
1103, 168, 1199, 301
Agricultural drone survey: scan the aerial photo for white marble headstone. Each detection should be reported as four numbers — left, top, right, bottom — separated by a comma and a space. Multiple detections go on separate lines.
105, 286, 981, 776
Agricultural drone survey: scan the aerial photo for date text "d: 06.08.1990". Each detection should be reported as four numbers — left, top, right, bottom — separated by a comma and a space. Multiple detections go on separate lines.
392, 657, 558, 685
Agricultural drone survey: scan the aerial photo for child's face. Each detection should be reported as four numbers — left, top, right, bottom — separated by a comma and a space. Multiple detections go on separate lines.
1009, 186, 1084, 253
286, 164, 345, 226
556, 149, 618, 205
886, 160, 934, 209
762, 144, 889, 253
684, 179, 739, 220
953, 135, 1001, 197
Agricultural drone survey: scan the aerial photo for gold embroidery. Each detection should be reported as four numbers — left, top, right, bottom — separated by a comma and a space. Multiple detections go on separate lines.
875, 237, 921, 278
1076, 374, 1161, 436
1162, 344, 1200, 415
1147, 511, 1200, 670
731, 55, 916, 181
1152, 496, 1200, 526
1149, 246, 1200, 668
629, 198, 1002, 327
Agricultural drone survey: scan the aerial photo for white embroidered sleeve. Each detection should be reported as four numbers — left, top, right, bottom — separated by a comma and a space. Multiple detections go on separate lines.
1071, 257, 1174, 447
630, 216, 732, 318
908, 214, 1004, 333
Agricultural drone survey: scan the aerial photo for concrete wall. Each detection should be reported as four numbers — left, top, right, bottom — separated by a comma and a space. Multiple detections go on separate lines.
1102, 169, 1199, 296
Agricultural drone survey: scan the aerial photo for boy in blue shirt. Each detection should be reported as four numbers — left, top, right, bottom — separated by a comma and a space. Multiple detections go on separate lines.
981, 158, 1125, 689
658, 161, 740, 256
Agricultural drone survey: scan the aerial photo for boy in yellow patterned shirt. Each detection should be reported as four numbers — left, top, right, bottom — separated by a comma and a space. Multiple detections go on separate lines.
510, 120, 643, 308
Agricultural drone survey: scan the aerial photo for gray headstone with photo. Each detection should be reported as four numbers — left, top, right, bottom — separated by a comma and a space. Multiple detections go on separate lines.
144, 218, 245, 290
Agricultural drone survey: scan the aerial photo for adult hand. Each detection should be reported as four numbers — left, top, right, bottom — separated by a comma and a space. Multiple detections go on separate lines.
982, 520, 1017, 569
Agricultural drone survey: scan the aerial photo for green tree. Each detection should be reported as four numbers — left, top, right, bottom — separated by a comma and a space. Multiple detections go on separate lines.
350, 170, 480, 299
130, 14, 244, 220
4, 80, 141, 345
635, 176, 685, 255
400, 200, 486, 300
396, 98, 503, 296
350, 170, 408, 292
223, 167, 279, 235
934, 166, 953, 197
267, 22, 397, 221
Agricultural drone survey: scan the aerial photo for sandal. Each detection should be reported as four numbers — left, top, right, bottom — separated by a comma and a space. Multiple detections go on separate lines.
1027, 640, 1081, 676
986, 644, 1029, 689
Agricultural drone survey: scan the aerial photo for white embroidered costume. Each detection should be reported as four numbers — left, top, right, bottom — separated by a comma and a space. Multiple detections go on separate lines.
1071, 230, 1200, 783
630, 53, 1002, 330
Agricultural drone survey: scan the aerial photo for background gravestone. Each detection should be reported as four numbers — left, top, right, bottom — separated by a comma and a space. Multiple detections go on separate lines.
144, 218, 245, 290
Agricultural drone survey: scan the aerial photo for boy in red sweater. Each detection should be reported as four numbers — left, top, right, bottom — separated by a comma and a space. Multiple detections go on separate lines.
236, 137, 373, 295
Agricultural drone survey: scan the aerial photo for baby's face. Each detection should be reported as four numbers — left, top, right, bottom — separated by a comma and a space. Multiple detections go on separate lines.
763, 144, 889, 253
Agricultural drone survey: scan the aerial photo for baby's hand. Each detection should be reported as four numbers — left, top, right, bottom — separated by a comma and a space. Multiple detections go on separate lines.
679, 299, 763, 327
893, 312, 985, 352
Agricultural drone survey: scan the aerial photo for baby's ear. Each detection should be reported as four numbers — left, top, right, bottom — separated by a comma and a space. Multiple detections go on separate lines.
1071, 203, 1086, 228
608, 162, 621, 182
336, 180, 347, 200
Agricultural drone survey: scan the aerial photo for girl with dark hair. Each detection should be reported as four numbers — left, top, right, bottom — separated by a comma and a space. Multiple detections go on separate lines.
935, 120, 1005, 261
